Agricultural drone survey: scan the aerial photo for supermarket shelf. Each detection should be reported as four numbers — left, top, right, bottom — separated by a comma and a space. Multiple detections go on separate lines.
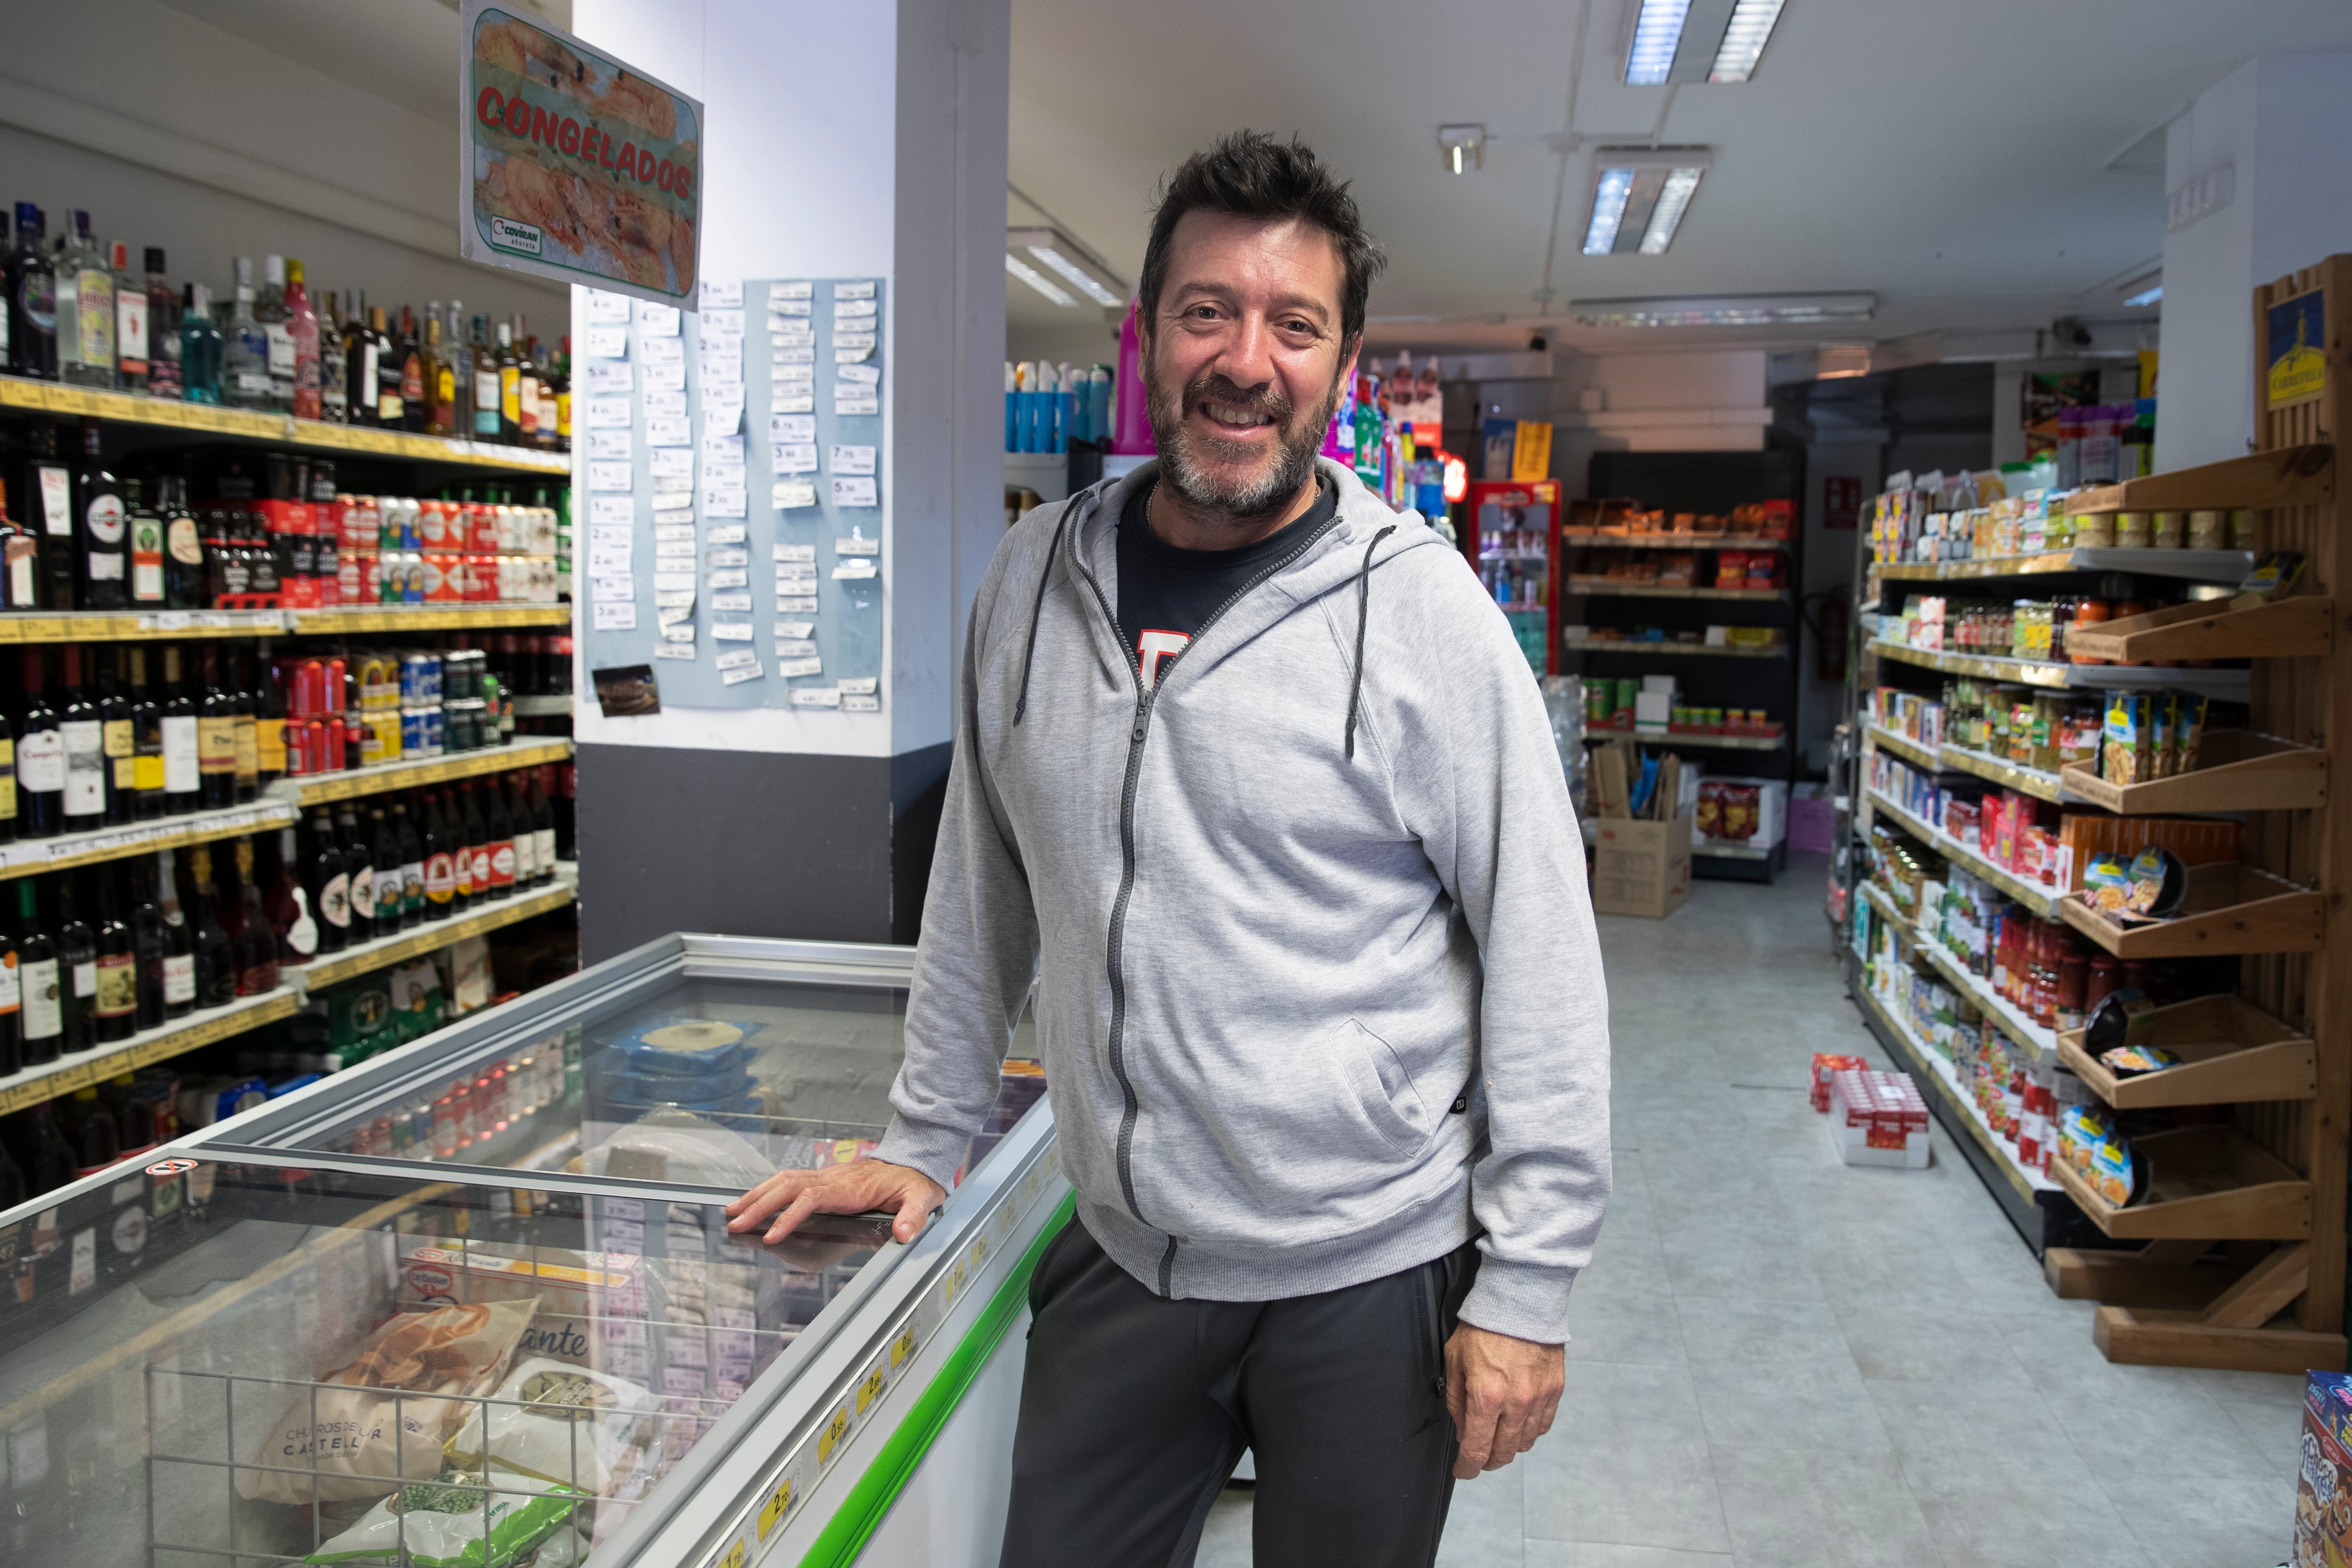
1938, 743, 2064, 804
288, 605, 572, 634
268, 739, 572, 805
300, 866, 577, 989
0, 802, 296, 881
1563, 533, 1788, 553
1874, 548, 2256, 585
1563, 582, 1788, 602
1916, 939, 2055, 1063
2062, 594, 2332, 665
0, 610, 285, 643
511, 695, 576, 717
0, 372, 572, 474
0, 987, 303, 1115
1866, 724, 1936, 771
2055, 864, 2325, 958
1855, 977, 2056, 1197
1582, 729, 1785, 751
1866, 787, 2058, 917
1867, 639, 2253, 704
2051, 1124, 2309, 1241
1859, 879, 1914, 939
2058, 731, 2326, 814
2067, 444, 2332, 516
1692, 841, 1772, 860
2056, 994, 2316, 1109
1565, 638, 1788, 659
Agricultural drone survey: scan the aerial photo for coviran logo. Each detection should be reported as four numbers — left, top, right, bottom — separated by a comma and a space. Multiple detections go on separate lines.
490, 216, 544, 255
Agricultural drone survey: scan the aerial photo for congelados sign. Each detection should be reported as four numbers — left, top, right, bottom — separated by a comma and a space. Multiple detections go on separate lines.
458, 0, 704, 306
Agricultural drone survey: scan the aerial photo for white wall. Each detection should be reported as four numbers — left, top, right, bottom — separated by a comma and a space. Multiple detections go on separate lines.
569, 0, 1009, 760
1551, 350, 1771, 495
2157, 53, 2352, 472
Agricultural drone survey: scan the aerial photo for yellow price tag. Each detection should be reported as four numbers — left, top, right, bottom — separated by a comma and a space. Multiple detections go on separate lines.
755, 1478, 792, 1539
969, 1234, 990, 1268
944, 1258, 965, 1305
857, 1365, 885, 1415
716, 1540, 747, 1568
890, 1327, 914, 1369
818, 1404, 850, 1465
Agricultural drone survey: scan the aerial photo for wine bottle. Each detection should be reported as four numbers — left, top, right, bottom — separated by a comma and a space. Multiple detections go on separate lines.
127, 646, 164, 820
17, 648, 63, 838
25, 420, 74, 610
0, 897, 18, 1075
529, 766, 557, 883
229, 838, 278, 995
17, 879, 60, 1066
267, 825, 316, 965
307, 810, 349, 955
75, 417, 127, 610
155, 848, 195, 1020
0, 691, 16, 844
421, 791, 455, 921
100, 645, 135, 825
197, 644, 237, 810
461, 783, 491, 909
159, 644, 200, 815
392, 797, 424, 927
506, 777, 535, 889
160, 475, 204, 609
127, 476, 164, 605
130, 855, 169, 1030
483, 779, 515, 900
230, 646, 259, 804
56, 874, 95, 1054
254, 649, 286, 791
0, 489, 42, 611
59, 643, 106, 833
339, 803, 374, 943
92, 866, 136, 1044
185, 846, 237, 1008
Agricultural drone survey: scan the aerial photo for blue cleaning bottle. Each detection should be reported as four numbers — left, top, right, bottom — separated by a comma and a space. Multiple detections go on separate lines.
1004, 361, 1017, 452
1085, 365, 1112, 444
1054, 361, 1074, 452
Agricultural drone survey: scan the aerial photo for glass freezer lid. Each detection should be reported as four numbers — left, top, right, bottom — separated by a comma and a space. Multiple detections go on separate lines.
0, 1155, 881, 1568
217, 938, 1041, 1197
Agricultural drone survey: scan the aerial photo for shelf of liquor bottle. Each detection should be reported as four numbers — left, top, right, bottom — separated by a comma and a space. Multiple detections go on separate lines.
1563, 581, 1789, 602
0, 373, 572, 474
1562, 532, 1790, 553
1581, 728, 1785, 752
1563, 637, 1788, 659
299, 865, 577, 990
1915, 937, 2057, 1063
0, 610, 286, 643
0, 988, 305, 1116
1872, 548, 2257, 586
1865, 786, 2060, 918
509, 695, 575, 717
1866, 640, 2253, 704
267, 738, 572, 806
0, 802, 298, 881
285, 605, 573, 635
1937, 742, 2065, 805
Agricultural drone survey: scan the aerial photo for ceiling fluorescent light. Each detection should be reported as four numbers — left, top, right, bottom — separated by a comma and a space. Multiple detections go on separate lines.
1007, 226, 1128, 309
1438, 124, 1486, 174
1569, 292, 1876, 327
1005, 253, 1077, 308
2118, 270, 2163, 308
1624, 0, 1692, 84
1583, 148, 1711, 256
1708, 0, 1785, 81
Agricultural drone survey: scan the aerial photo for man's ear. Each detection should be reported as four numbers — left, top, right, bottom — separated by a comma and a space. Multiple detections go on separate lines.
1337, 336, 1362, 395
1131, 297, 1152, 359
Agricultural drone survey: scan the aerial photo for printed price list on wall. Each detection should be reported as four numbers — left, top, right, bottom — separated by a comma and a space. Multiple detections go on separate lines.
577, 276, 885, 711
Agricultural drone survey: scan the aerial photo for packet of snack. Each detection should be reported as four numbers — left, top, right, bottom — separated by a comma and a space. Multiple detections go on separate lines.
2100, 690, 2143, 784
2150, 695, 2175, 780
2121, 845, 2186, 919
303, 1469, 580, 1568
2082, 852, 2132, 913
240, 1298, 541, 1504
2176, 692, 2208, 774
441, 1357, 660, 1493
2099, 1043, 2182, 1076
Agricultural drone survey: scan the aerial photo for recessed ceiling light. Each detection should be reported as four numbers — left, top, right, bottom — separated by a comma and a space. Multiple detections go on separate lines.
1624, 0, 1789, 84
1438, 124, 1487, 174
1569, 293, 1876, 327
1007, 227, 1127, 309
1581, 148, 1711, 255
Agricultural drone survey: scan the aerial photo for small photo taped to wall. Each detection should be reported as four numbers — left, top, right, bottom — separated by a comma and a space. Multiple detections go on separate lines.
593, 664, 661, 717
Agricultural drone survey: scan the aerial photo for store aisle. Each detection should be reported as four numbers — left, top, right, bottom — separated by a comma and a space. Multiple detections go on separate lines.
1195, 855, 2304, 1568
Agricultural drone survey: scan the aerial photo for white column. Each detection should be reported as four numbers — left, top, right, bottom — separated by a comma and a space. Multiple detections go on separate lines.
2155, 53, 2352, 472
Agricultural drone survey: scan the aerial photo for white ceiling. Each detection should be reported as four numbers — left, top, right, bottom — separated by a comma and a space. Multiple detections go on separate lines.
1006, 0, 2352, 357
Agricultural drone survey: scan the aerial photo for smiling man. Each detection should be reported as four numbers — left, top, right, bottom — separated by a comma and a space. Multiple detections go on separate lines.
727, 131, 1611, 1566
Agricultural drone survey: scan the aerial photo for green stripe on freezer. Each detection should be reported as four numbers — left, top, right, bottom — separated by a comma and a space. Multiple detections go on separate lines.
796, 1192, 1076, 1568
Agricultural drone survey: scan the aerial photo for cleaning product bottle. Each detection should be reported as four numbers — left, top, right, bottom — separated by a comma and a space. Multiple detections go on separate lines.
1086, 364, 1113, 445
1003, 361, 1018, 452
1055, 361, 1075, 453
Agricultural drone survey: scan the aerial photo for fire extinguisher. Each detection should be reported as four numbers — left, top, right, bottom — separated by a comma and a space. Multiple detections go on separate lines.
1803, 591, 1848, 683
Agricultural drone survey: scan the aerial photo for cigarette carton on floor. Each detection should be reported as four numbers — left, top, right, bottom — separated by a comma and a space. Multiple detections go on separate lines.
1828, 1068, 1931, 1168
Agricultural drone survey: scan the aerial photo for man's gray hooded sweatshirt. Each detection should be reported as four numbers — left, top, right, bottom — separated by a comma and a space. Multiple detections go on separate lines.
872, 456, 1611, 1344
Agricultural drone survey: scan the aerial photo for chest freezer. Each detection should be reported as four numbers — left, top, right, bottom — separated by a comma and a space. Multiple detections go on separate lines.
0, 934, 1065, 1568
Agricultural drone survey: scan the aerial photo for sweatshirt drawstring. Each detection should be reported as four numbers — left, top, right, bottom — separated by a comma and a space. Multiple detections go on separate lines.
1013, 507, 1072, 726
1344, 525, 1397, 760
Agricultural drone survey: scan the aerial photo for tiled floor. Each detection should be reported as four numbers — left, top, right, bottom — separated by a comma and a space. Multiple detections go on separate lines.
1194, 853, 2306, 1568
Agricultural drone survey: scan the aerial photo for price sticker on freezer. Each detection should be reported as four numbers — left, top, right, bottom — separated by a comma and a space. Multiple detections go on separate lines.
890, 1326, 915, 1370
756, 1478, 793, 1539
716, 1541, 747, 1568
818, 1402, 851, 1465
857, 1362, 887, 1415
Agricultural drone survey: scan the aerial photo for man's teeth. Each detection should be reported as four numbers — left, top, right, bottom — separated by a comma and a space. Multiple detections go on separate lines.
1203, 405, 1272, 428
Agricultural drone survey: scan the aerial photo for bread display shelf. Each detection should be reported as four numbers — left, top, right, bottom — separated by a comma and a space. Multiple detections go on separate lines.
2055, 994, 2316, 1107
2058, 731, 2327, 814
2056, 863, 2326, 958
2066, 443, 2334, 516
2050, 1124, 2310, 1241
2059, 593, 2332, 664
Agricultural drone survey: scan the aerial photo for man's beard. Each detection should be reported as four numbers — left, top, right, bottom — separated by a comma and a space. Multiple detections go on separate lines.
1145, 352, 1342, 524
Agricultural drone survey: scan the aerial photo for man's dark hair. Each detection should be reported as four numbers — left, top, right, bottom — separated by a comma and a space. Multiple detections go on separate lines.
1137, 130, 1386, 350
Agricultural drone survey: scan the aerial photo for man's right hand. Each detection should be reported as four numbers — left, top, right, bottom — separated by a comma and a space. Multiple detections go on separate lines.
724, 1158, 947, 1246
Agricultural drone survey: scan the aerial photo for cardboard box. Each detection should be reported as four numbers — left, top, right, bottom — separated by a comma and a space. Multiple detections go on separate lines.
1592, 812, 1692, 919
2296, 1369, 2352, 1562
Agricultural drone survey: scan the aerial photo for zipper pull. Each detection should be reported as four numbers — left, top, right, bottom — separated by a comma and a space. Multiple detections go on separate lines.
1132, 693, 1149, 741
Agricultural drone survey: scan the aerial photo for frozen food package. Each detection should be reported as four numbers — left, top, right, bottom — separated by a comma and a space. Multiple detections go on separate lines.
303, 1469, 580, 1567
442, 1357, 660, 1492
240, 1298, 541, 1504
582, 1114, 775, 1189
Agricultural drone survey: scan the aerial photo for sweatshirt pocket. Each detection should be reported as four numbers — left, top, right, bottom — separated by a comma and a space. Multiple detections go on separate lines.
1329, 1018, 1433, 1157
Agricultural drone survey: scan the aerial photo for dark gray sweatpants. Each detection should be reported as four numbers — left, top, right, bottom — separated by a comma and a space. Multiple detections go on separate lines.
1000, 1217, 1479, 1567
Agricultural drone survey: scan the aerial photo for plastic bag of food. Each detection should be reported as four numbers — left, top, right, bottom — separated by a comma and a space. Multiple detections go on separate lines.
241, 1299, 541, 1504
304, 1469, 579, 1568
442, 1357, 660, 1492
582, 1115, 774, 1190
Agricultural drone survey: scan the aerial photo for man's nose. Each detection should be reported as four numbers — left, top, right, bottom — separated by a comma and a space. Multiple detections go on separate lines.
1212, 313, 1279, 394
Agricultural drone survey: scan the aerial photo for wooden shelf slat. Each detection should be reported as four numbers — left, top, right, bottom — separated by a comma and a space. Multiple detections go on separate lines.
2051, 1124, 2310, 1241
2055, 863, 2326, 958
2066, 444, 2334, 515
2059, 594, 2333, 664
2054, 993, 2316, 1107
2057, 731, 2327, 814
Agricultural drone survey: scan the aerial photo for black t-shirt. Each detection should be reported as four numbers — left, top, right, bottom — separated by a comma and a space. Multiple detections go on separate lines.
1116, 476, 1337, 689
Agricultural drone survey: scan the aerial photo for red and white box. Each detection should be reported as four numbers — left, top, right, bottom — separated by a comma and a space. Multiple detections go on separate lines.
1809, 1052, 1867, 1113
1828, 1068, 1931, 1169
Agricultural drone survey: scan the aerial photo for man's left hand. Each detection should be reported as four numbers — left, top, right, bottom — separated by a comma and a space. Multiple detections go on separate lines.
1444, 1323, 1565, 1477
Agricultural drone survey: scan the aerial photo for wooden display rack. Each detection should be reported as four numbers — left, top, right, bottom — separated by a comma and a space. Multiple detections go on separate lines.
2042, 252, 2352, 1374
